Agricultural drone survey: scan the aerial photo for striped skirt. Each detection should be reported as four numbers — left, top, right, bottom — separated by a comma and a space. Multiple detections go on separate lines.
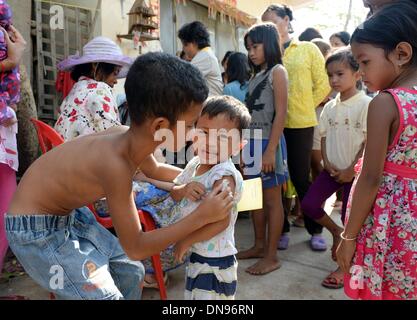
185, 253, 237, 300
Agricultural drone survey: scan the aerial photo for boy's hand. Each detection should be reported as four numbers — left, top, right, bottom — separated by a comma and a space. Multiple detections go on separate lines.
174, 240, 190, 263
198, 183, 234, 224
171, 182, 205, 202
262, 149, 276, 174
1, 26, 26, 66
335, 167, 355, 184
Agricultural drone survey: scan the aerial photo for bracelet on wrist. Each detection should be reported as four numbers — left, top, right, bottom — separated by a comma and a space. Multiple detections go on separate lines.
340, 232, 357, 241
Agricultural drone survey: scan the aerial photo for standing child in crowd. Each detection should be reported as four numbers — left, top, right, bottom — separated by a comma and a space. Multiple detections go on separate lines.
173, 96, 250, 300
237, 23, 289, 275
337, 2, 417, 300
302, 49, 371, 289
223, 52, 251, 103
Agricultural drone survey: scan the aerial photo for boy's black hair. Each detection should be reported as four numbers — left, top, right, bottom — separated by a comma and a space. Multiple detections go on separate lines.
299, 27, 323, 42
352, 1, 417, 67
330, 31, 351, 46
326, 48, 359, 72
225, 52, 251, 87
70, 62, 118, 82
244, 23, 283, 74
125, 52, 209, 126
178, 21, 211, 49
202, 96, 251, 131
222, 51, 235, 67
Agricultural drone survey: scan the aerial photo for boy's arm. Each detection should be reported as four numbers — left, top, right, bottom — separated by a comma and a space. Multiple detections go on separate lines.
140, 154, 182, 182
103, 165, 234, 261
174, 177, 235, 261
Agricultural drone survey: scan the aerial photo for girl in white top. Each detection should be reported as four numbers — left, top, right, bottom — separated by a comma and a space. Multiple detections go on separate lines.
301, 49, 372, 289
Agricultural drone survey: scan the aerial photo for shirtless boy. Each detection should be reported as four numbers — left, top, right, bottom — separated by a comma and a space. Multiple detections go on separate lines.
5, 52, 234, 300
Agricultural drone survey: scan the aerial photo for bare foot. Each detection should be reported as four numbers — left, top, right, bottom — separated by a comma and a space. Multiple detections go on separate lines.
245, 258, 282, 275
332, 233, 342, 262
237, 247, 264, 260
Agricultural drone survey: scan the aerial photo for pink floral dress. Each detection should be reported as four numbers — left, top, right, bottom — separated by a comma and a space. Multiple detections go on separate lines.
345, 87, 417, 300
54, 76, 120, 141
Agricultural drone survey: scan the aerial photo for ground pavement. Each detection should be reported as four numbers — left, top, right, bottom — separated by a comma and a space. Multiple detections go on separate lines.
0, 198, 347, 300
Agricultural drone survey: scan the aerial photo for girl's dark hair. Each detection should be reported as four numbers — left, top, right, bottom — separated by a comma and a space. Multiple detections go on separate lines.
325, 48, 359, 72
351, 1, 417, 67
244, 23, 283, 74
225, 52, 251, 87
70, 62, 118, 82
330, 31, 351, 46
222, 51, 234, 67
178, 21, 210, 49
299, 27, 322, 42
264, 4, 293, 21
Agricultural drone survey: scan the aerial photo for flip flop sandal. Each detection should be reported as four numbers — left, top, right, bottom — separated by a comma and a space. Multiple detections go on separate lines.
322, 273, 344, 289
292, 217, 305, 228
310, 235, 327, 251
143, 273, 168, 290
0, 295, 30, 300
278, 234, 290, 250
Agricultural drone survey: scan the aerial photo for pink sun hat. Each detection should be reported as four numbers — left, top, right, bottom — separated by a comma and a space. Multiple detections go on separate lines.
57, 36, 133, 79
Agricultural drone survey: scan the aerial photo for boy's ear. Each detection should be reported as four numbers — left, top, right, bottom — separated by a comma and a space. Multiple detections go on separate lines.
395, 42, 413, 67
150, 117, 171, 135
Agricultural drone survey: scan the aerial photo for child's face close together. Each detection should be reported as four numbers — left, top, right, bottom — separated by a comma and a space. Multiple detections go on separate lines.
166, 102, 202, 153
351, 42, 399, 92
246, 37, 266, 67
194, 114, 243, 165
326, 61, 360, 94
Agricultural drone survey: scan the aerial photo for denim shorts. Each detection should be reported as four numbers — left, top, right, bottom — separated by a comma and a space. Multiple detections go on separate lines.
5, 207, 145, 300
243, 138, 289, 189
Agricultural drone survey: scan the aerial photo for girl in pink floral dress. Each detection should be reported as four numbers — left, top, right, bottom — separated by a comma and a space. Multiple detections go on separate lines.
337, 2, 417, 300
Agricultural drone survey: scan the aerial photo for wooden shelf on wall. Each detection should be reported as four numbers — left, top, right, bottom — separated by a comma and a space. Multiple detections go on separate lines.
117, 33, 160, 41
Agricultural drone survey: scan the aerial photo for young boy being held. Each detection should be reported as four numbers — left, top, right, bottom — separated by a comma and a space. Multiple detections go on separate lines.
5, 53, 234, 300
173, 96, 251, 300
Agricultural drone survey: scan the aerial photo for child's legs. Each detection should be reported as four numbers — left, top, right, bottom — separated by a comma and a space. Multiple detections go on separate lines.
341, 181, 353, 225
0, 163, 16, 273
251, 207, 266, 249
263, 185, 284, 258
185, 253, 237, 300
301, 170, 341, 221
109, 243, 145, 300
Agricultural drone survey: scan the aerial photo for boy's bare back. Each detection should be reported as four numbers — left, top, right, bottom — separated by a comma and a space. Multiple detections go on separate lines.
9, 126, 140, 215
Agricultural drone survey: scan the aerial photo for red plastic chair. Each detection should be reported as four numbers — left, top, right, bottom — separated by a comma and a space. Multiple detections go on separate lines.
31, 119, 168, 300
30, 119, 64, 153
